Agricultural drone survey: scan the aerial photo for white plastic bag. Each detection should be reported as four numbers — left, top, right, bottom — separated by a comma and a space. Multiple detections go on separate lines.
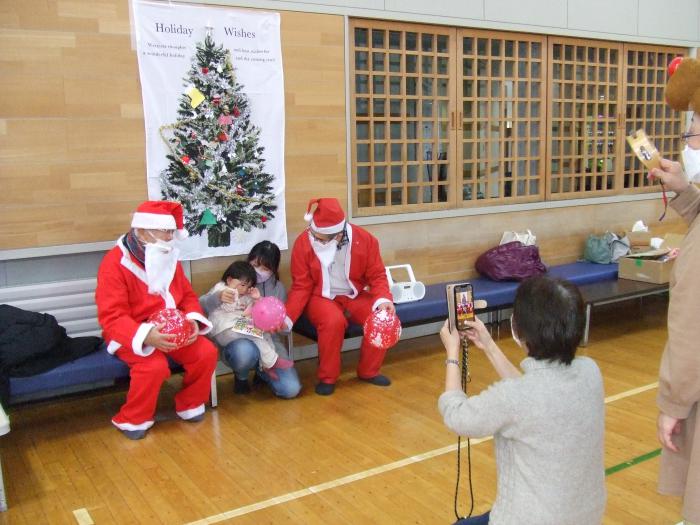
500, 229, 536, 246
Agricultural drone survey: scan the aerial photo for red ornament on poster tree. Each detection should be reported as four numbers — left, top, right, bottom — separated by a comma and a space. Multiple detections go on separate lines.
251, 297, 286, 332
147, 308, 192, 349
364, 309, 402, 350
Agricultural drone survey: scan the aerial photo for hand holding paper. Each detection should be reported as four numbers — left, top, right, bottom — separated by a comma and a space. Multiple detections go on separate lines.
626, 129, 661, 171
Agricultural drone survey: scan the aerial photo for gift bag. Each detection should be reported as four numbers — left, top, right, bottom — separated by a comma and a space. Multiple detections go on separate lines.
475, 241, 547, 281
500, 229, 536, 246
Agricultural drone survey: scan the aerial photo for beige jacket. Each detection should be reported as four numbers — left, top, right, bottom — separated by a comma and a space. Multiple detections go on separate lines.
657, 184, 700, 523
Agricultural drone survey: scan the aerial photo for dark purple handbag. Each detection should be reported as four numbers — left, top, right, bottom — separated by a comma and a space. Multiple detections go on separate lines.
475, 241, 547, 281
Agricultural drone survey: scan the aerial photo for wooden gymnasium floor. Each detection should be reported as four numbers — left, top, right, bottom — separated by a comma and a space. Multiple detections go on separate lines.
0, 294, 684, 524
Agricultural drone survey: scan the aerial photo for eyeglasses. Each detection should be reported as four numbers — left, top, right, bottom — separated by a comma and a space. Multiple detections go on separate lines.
308, 230, 340, 245
681, 132, 700, 142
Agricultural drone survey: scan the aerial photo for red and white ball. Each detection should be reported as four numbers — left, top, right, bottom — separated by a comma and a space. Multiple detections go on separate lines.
364, 309, 402, 350
147, 308, 192, 349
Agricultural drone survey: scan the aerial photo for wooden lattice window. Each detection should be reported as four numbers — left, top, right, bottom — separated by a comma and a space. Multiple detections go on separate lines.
547, 38, 624, 199
349, 19, 691, 216
458, 30, 546, 206
623, 45, 686, 190
350, 20, 455, 216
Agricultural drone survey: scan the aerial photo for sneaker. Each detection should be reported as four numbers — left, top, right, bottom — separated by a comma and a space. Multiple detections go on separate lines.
359, 374, 391, 387
315, 382, 336, 396
121, 428, 147, 440
234, 377, 251, 394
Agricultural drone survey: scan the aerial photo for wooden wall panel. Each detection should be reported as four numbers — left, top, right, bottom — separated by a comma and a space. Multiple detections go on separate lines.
364, 199, 686, 287
0, 0, 145, 251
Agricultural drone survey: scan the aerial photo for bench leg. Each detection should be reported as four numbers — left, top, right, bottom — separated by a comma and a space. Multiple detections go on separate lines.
582, 303, 592, 346
210, 372, 218, 408
287, 333, 294, 361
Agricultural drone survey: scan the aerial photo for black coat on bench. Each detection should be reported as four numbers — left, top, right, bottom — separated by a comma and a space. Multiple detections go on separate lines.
0, 304, 102, 402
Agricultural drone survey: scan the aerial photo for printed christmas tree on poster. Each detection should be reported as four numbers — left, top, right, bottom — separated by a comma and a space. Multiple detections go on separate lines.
159, 33, 277, 248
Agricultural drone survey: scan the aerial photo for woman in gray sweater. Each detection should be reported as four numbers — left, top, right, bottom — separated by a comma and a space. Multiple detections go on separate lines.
439, 276, 606, 525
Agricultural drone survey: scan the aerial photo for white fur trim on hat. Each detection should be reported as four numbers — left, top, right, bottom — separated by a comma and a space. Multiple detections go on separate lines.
310, 219, 346, 235
132, 212, 188, 240
132, 212, 177, 231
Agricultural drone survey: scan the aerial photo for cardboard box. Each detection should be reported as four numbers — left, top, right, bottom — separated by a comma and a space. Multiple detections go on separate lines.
625, 230, 652, 247
618, 234, 683, 284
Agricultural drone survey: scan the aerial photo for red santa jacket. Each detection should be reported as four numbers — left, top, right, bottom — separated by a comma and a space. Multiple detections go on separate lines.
95, 238, 211, 357
286, 224, 392, 323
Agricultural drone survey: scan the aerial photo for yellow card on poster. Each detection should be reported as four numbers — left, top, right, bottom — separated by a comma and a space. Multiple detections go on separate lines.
186, 86, 205, 108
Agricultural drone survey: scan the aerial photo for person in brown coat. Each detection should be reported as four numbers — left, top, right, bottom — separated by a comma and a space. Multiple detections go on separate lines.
650, 56, 700, 525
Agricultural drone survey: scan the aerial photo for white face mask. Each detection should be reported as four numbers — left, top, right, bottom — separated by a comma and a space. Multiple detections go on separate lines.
682, 144, 700, 182
255, 268, 273, 283
309, 233, 339, 268
510, 315, 524, 350
142, 233, 179, 296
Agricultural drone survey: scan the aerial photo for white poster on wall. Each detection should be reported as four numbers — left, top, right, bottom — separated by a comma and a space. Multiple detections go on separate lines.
131, 0, 287, 260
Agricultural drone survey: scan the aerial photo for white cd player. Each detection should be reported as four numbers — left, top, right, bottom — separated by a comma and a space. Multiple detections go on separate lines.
385, 264, 426, 304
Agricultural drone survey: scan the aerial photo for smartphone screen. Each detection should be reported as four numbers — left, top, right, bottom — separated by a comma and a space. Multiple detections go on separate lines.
453, 284, 474, 331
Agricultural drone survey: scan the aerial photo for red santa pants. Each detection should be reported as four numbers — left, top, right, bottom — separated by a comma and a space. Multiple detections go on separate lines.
113, 336, 218, 428
304, 292, 389, 384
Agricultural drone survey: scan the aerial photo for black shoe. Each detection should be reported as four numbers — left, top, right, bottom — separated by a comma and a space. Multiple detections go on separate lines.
121, 428, 147, 440
252, 371, 266, 386
234, 377, 251, 394
359, 374, 391, 387
315, 382, 336, 396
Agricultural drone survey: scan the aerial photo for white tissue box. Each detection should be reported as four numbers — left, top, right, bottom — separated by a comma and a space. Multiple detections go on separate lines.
624, 230, 652, 247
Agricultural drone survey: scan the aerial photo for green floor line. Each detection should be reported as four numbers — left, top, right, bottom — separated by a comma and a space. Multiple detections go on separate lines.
605, 448, 662, 476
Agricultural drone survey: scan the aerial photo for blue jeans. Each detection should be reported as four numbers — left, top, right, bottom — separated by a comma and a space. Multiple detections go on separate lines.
454, 511, 490, 525
221, 338, 301, 399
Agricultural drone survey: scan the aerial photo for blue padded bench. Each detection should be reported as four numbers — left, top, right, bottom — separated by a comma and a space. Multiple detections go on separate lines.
7, 347, 202, 403
2, 279, 218, 406
8, 346, 126, 400
292, 261, 621, 346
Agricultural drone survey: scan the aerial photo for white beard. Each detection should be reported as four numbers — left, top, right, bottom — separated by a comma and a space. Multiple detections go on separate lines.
682, 145, 700, 182
310, 234, 339, 268
145, 242, 179, 296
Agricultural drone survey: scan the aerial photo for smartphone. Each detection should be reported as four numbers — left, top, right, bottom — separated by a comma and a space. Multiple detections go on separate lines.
445, 282, 474, 332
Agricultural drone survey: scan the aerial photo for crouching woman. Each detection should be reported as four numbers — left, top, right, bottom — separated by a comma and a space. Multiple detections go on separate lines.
438, 276, 606, 525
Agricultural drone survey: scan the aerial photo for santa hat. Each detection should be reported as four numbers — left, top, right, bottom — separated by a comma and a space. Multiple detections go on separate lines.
304, 198, 346, 234
131, 201, 189, 240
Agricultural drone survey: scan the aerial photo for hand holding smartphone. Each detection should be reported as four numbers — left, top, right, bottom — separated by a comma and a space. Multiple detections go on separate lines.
445, 282, 475, 332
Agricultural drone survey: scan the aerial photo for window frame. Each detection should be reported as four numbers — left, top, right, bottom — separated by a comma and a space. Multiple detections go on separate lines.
348, 18, 687, 218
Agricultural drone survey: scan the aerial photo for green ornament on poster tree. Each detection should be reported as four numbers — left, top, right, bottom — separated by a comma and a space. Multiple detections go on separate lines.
199, 208, 230, 247
198, 209, 217, 226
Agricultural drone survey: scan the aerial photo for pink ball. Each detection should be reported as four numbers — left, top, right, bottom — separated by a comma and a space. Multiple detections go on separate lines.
251, 296, 287, 331
363, 309, 402, 350
147, 308, 192, 349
